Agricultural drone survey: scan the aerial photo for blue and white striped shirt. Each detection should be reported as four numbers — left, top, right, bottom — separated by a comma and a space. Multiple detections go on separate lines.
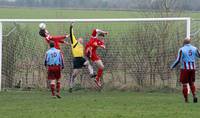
44, 47, 64, 67
171, 44, 200, 70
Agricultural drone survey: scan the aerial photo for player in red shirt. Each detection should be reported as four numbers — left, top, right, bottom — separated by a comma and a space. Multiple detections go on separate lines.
39, 23, 69, 50
85, 29, 108, 87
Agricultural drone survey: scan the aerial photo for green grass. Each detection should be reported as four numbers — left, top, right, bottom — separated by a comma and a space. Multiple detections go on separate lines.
0, 90, 199, 118
0, 7, 142, 19
0, 7, 200, 19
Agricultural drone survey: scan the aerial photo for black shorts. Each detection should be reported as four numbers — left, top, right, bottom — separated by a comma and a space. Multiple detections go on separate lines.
73, 57, 86, 69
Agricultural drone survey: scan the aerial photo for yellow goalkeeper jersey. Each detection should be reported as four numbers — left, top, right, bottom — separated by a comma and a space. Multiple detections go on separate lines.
69, 25, 84, 57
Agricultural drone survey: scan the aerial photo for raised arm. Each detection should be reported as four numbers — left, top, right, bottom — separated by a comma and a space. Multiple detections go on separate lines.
92, 29, 108, 37
51, 35, 67, 42
171, 49, 182, 69
96, 29, 108, 34
70, 23, 78, 47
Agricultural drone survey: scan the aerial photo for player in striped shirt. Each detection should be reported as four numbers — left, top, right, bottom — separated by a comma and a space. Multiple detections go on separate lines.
171, 37, 199, 103
44, 42, 64, 98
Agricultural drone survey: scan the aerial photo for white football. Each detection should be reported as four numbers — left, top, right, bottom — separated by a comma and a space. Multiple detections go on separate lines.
39, 23, 46, 29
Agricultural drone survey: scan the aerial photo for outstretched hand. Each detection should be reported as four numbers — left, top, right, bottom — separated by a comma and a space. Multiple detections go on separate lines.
70, 22, 74, 27
105, 31, 109, 35
65, 34, 69, 38
64, 41, 70, 46
65, 34, 69, 42
100, 45, 106, 49
170, 66, 173, 70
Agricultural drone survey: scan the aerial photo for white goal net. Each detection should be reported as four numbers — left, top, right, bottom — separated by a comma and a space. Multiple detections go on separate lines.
0, 18, 194, 91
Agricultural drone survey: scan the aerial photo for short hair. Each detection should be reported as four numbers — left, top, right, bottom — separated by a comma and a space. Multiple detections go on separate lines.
49, 41, 54, 48
39, 29, 46, 37
183, 37, 191, 45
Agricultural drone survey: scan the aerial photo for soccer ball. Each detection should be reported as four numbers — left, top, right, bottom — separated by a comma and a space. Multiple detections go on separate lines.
39, 23, 46, 29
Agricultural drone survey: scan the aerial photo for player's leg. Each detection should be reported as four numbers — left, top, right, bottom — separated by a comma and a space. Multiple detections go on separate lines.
182, 83, 189, 103
189, 70, 198, 103
69, 58, 82, 93
48, 67, 56, 97
84, 59, 96, 78
187, 84, 190, 94
94, 59, 104, 87
56, 79, 61, 98
50, 80, 56, 97
189, 82, 197, 103
180, 69, 189, 103
54, 66, 61, 98
69, 69, 80, 93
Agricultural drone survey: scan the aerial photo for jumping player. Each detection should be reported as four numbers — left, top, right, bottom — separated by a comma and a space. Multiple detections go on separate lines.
171, 37, 198, 103
44, 42, 64, 98
68, 23, 96, 93
85, 29, 108, 87
39, 23, 69, 50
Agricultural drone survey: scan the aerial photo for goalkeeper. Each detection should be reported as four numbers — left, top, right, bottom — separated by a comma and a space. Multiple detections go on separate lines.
68, 23, 96, 93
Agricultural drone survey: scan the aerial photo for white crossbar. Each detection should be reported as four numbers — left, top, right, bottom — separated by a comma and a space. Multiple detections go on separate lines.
0, 17, 190, 22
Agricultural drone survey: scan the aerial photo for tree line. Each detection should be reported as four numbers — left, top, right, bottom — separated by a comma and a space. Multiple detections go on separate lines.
1, 0, 200, 11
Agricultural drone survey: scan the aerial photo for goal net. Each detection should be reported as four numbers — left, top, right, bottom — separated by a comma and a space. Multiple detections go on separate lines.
0, 18, 196, 91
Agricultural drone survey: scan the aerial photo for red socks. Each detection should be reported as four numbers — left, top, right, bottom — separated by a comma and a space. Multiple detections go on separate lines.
50, 84, 55, 96
56, 81, 61, 95
96, 68, 103, 81
189, 82, 196, 97
50, 81, 61, 96
182, 83, 197, 102
182, 84, 188, 102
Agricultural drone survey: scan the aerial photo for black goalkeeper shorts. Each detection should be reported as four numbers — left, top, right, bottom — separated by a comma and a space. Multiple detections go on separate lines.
73, 57, 86, 69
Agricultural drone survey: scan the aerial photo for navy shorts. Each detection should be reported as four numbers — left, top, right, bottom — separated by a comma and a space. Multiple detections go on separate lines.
73, 57, 86, 69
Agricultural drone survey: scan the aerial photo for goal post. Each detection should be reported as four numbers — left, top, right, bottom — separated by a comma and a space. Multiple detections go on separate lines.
0, 22, 2, 91
0, 17, 191, 91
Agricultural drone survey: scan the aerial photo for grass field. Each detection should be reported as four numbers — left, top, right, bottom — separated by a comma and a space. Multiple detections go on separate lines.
0, 8, 142, 19
0, 90, 199, 118
0, 7, 200, 19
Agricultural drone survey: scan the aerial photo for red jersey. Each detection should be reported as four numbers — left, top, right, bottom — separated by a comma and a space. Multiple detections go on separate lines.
85, 37, 105, 61
45, 34, 66, 50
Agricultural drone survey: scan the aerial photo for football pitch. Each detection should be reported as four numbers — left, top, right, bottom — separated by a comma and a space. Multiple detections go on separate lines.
0, 90, 199, 118
0, 7, 200, 19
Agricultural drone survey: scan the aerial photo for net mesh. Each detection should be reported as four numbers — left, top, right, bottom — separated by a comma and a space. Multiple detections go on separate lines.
2, 20, 199, 90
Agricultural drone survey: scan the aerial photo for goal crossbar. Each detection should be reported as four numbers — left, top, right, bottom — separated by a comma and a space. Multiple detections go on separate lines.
0, 17, 191, 22
0, 17, 191, 91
